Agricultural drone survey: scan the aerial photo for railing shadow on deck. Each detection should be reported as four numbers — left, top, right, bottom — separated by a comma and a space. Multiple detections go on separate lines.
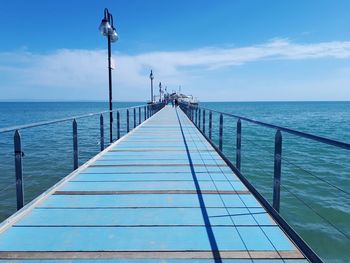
0, 102, 165, 217
180, 102, 350, 263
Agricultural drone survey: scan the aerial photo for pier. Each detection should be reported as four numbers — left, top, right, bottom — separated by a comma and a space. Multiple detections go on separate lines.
0, 105, 309, 262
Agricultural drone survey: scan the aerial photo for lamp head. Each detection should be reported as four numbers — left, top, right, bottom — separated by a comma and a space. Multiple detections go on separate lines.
110, 27, 119, 42
99, 18, 111, 36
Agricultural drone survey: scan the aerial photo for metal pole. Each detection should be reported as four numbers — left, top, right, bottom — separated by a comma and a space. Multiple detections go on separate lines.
133, 108, 136, 128
14, 130, 24, 210
195, 108, 198, 126
203, 109, 206, 134
144, 106, 146, 121
100, 114, 104, 151
219, 114, 223, 151
236, 119, 241, 171
138, 107, 141, 125
209, 111, 212, 140
198, 109, 201, 130
73, 119, 78, 170
117, 111, 120, 140
127, 109, 130, 133
107, 34, 113, 144
273, 129, 282, 212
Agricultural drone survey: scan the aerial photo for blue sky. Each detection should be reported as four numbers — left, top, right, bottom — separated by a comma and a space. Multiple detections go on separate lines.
1, 0, 350, 101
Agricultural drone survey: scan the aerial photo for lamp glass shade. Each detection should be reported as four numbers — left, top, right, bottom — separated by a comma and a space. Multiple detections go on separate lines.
110, 28, 119, 42
99, 19, 111, 36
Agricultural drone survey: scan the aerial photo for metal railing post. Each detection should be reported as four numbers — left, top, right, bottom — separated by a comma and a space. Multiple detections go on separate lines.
100, 114, 104, 151
273, 129, 282, 212
73, 119, 78, 170
194, 108, 198, 126
209, 111, 212, 140
198, 109, 201, 130
236, 119, 241, 171
219, 114, 223, 151
144, 106, 146, 121
14, 130, 24, 210
133, 108, 136, 128
117, 111, 120, 140
203, 109, 206, 134
138, 107, 141, 125
127, 109, 130, 133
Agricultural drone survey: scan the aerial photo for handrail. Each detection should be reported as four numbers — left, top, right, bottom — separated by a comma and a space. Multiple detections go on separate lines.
1, 102, 166, 211
196, 106, 350, 151
179, 101, 348, 262
0, 104, 147, 134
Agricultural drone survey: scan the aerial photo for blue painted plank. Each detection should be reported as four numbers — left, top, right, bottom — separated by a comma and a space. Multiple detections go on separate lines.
0, 226, 246, 251
38, 194, 253, 208
16, 207, 253, 226
72, 173, 239, 182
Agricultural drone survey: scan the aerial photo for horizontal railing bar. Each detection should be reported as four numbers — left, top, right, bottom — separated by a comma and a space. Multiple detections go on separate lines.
196, 106, 350, 151
0, 104, 152, 134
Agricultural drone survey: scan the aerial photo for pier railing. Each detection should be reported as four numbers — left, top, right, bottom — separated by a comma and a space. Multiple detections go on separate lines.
180, 102, 349, 262
0, 102, 165, 212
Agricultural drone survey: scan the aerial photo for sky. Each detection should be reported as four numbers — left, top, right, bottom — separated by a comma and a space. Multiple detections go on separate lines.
1, 0, 350, 101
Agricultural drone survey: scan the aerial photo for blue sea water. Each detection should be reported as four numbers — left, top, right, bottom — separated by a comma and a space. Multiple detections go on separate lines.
0, 101, 349, 262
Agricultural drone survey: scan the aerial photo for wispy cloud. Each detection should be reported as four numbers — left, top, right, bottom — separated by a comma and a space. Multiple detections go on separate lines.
1, 38, 350, 100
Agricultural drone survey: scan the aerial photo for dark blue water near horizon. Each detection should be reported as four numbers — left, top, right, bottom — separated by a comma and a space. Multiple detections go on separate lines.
0, 101, 349, 263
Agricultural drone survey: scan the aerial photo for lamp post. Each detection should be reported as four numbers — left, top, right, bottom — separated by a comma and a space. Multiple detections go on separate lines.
99, 8, 118, 144
150, 70, 154, 103
159, 82, 162, 102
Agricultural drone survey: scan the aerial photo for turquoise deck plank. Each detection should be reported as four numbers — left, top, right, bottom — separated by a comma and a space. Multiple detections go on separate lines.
94, 158, 227, 165
0, 226, 246, 251
59, 180, 247, 192
18, 207, 265, 226
72, 172, 240, 182
82, 166, 233, 174
38, 194, 254, 208
0, 106, 306, 261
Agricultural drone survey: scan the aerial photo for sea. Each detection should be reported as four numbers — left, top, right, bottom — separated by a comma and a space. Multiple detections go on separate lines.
0, 101, 349, 263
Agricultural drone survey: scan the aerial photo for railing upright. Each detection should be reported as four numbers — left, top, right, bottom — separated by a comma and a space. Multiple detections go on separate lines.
100, 114, 104, 151
127, 109, 130, 133
14, 130, 24, 210
219, 113, 223, 151
209, 111, 212, 140
195, 108, 198, 126
138, 107, 141, 125
203, 109, 206, 134
273, 129, 282, 212
198, 109, 201, 130
144, 106, 146, 121
191, 107, 194, 121
73, 119, 78, 170
117, 111, 120, 140
133, 108, 136, 128
236, 118, 241, 171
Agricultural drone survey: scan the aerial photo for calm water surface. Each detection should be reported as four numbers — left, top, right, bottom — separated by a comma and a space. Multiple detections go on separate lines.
0, 101, 349, 262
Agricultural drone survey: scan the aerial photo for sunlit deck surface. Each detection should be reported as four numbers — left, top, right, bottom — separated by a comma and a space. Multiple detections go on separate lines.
0, 106, 307, 262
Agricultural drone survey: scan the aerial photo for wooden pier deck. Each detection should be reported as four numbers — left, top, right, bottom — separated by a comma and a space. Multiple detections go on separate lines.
0, 106, 308, 262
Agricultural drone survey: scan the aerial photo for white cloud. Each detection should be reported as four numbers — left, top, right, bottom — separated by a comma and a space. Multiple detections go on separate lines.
1, 38, 350, 100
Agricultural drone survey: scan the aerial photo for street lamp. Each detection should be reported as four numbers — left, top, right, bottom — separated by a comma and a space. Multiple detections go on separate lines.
150, 70, 154, 103
99, 8, 118, 144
